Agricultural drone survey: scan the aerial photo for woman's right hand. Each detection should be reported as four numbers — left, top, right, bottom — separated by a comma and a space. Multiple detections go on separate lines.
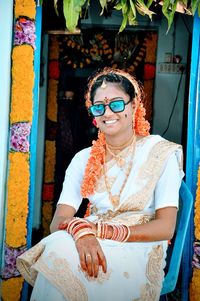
75, 234, 107, 278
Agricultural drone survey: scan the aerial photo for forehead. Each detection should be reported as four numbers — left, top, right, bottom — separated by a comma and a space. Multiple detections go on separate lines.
93, 83, 129, 102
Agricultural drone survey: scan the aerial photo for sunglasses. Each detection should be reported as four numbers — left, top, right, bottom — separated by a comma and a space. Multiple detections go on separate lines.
88, 99, 132, 117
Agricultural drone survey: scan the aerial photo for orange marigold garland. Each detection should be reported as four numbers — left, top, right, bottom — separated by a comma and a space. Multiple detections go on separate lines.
190, 166, 200, 300
81, 131, 106, 198
2, 0, 36, 300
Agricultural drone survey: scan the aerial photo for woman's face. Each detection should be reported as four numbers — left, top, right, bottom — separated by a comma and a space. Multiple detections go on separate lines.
93, 83, 134, 139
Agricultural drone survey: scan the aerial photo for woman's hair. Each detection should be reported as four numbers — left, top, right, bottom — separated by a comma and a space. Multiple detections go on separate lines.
89, 73, 136, 103
85, 67, 144, 109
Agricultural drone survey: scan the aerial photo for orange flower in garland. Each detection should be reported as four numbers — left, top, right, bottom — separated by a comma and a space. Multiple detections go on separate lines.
134, 102, 150, 136
2, 276, 24, 301
15, 0, 36, 19
194, 166, 200, 240
189, 166, 200, 300
81, 132, 106, 198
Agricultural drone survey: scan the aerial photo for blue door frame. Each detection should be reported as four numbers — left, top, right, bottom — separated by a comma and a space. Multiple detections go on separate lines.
184, 13, 200, 301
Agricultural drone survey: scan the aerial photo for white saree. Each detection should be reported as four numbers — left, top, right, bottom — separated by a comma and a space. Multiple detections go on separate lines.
17, 135, 184, 301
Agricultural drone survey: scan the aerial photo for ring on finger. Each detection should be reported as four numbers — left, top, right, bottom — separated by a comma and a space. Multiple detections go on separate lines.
86, 254, 92, 259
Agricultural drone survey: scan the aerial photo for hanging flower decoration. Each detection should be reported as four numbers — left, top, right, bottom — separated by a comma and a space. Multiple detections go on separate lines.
1, 244, 27, 279
41, 36, 59, 236
192, 242, 200, 269
14, 17, 36, 49
2, 0, 36, 300
143, 63, 156, 80
190, 166, 200, 300
10, 122, 31, 152
49, 60, 60, 79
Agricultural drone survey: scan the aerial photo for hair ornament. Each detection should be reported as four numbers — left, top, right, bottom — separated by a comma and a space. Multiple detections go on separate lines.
101, 79, 107, 89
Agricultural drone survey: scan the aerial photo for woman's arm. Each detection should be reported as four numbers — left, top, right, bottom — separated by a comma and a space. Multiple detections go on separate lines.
103, 206, 177, 242
127, 206, 177, 242
50, 204, 76, 233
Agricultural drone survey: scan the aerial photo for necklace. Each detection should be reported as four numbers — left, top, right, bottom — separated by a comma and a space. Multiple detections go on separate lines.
103, 137, 136, 208
106, 135, 134, 151
106, 135, 135, 168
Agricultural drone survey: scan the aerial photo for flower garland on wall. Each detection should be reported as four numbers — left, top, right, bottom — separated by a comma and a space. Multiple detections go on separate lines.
190, 166, 200, 300
41, 36, 59, 237
143, 32, 157, 123
2, 0, 36, 300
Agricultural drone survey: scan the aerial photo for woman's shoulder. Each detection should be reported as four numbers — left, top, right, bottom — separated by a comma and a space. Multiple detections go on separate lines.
137, 134, 181, 147
72, 146, 92, 163
137, 134, 164, 147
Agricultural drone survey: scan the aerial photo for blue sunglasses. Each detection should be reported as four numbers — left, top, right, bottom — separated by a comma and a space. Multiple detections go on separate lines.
88, 99, 132, 117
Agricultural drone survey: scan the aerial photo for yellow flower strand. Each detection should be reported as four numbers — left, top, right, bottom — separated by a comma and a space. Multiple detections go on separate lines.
47, 79, 58, 122
44, 140, 56, 183
189, 166, 200, 299
6, 152, 30, 247
10, 45, 34, 122
2, 277, 24, 301
15, 0, 36, 19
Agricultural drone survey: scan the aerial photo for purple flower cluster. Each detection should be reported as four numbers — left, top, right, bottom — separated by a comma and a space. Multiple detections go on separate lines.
1, 244, 26, 279
10, 122, 31, 152
192, 242, 200, 269
14, 18, 36, 49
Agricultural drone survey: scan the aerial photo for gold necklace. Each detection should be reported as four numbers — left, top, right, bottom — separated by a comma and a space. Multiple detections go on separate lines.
103, 137, 136, 208
106, 135, 135, 168
106, 135, 134, 151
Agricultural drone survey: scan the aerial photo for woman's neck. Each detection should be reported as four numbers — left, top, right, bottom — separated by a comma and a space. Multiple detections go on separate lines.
105, 132, 136, 150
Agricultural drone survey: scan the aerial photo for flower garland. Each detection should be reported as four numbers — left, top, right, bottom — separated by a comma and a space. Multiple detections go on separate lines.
41, 36, 59, 236
2, 0, 36, 300
143, 32, 157, 123
190, 166, 200, 300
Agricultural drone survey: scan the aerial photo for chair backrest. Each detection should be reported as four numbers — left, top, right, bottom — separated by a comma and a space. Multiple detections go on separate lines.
161, 180, 193, 295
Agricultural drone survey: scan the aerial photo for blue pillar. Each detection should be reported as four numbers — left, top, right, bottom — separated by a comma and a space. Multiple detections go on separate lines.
183, 13, 200, 301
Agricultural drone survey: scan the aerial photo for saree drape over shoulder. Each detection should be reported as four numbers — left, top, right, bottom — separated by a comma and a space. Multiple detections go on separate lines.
17, 135, 184, 301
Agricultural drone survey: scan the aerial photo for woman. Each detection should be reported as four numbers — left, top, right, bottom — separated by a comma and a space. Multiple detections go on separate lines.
17, 67, 184, 301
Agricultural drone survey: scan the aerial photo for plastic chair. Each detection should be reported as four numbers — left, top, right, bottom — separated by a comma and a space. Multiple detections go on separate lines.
160, 180, 193, 297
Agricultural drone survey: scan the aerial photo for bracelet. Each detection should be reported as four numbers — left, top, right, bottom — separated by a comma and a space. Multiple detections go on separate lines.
73, 229, 95, 242
96, 221, 130, 242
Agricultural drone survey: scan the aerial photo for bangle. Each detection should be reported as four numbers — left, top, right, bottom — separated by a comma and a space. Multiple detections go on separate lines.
74, 229, 95, 242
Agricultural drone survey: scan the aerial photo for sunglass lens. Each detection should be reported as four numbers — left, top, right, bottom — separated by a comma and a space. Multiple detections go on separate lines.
90, 104, 104, 116
110, 100, 125, 112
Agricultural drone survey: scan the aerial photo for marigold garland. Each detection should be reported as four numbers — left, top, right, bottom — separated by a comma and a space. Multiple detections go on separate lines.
47, 79, 58, 122
81, 131, 106, 198
15, 0, 36, 19
194, 167, 200, 240
6, 152, 29, 248
10, 45, 34, 122
44, 140, 56, 183
190, 166, 200, 299
41, 36, 59, 235
42, 201, 54, 236
3, 1, 36, 299
2, 276, 24, 301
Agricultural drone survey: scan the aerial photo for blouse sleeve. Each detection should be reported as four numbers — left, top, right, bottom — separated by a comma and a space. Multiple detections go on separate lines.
154, 151, 184, 210
57, 149, 89, 211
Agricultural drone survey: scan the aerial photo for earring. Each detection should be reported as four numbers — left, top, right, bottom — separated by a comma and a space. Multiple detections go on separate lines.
92, 119, 97, 127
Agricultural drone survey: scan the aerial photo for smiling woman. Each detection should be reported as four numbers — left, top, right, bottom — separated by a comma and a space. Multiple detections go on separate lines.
17, 67, 184, 301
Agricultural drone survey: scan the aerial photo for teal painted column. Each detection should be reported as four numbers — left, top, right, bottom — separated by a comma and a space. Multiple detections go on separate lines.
183, 13, 200, 301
